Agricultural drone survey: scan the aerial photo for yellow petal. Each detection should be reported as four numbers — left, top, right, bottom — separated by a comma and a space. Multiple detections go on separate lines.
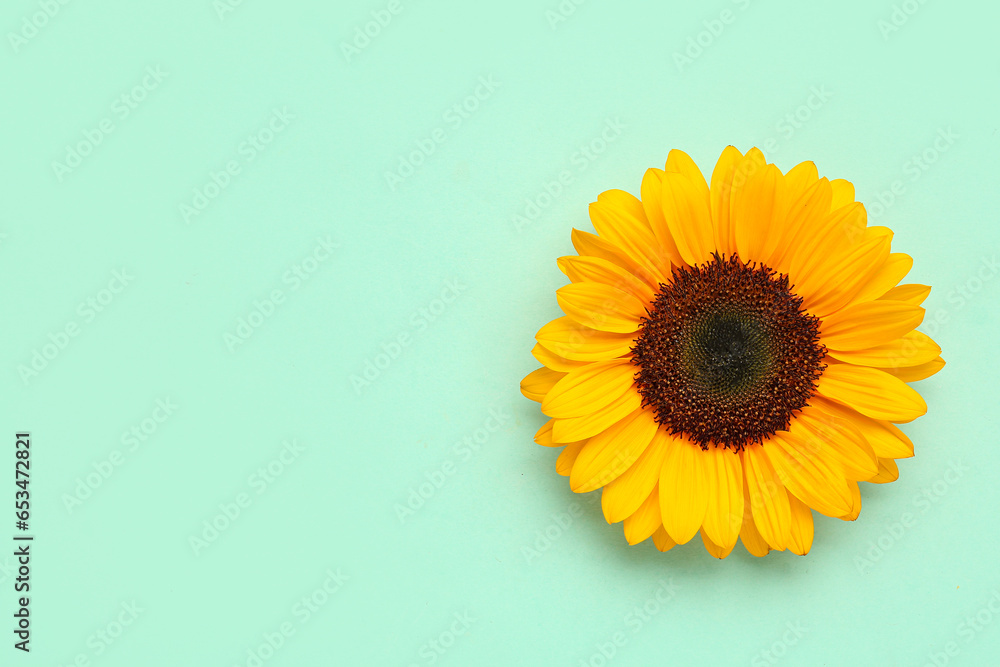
552, 389, 642, 442
732, 163, 786, 264
664, 147, 712, 238
701, 447, 744, 552
659, 435, 709, 544
570, 407, 659, 493
740, 525, 771, 556
742, 444, 790, 550
769, 177, 833, 275
520, 367, 564, 402
730, 147, 766, 189
699, 527, 735, 559
652, 526, 678, 552
665, 148, 710, 188
537, 422, 587, 448
725, 150, 769, 258
794, 405, 878, 481
708, 145, 745, 257
558, 255, 656, 305
786, 495, 815, 555
865, 225, 893, 240
783, 160, 819, 195
534, 420, 557, 447
788, 202, 866, 285
849, 253, 913, 305
799, 232, 891, 318
556, 282, 644, 333
639, 168, 685, 270
879, 284, 931, 306
820, 300, 925, 351
839, 481, 862, 521
556, 442, 586, 476
571, 228, 666, 289
738, 484, 772, 557
600, 428, 671, 523
764, 431, 853, 518
810, 396, 914, 459
542, 359, 636, 418
867, 457, 900, 484
874, 356, 945, 383
829, 179, 855, 209
589, 190, 673, 280
767, 161, 818, 267
623, 485, 661, 544
661, 170, 715, 266
826, 330, 941, 368
816, 364, 927, 422
535, 316, 637, 361
531, 343, 589, 373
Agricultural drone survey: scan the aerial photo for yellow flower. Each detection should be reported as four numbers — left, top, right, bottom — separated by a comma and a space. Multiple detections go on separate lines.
521, 146, 944, 558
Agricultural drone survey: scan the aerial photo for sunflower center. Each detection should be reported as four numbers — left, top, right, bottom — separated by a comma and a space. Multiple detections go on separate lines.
630, 253, 826, 452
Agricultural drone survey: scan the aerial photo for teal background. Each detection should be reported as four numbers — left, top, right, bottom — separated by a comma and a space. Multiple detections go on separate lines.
2, 0, 998, 665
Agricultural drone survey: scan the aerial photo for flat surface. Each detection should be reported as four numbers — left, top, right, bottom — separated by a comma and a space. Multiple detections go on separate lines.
2, 1, 997, 665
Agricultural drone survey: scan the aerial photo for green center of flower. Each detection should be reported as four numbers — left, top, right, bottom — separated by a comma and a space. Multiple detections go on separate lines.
630, 254, 826, 452
683, 307, 772, 396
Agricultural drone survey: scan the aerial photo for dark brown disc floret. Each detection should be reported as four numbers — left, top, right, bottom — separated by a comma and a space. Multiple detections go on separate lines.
630, 253, 826, 452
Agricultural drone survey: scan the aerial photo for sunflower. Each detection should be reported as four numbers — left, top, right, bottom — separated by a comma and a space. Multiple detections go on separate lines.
520, 146, 943, 558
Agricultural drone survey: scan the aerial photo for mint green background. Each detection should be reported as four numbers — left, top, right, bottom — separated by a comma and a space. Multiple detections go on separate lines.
2, 1, 998, 665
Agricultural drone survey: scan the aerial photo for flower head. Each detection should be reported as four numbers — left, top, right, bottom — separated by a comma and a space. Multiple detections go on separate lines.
521, 146, 943, 558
